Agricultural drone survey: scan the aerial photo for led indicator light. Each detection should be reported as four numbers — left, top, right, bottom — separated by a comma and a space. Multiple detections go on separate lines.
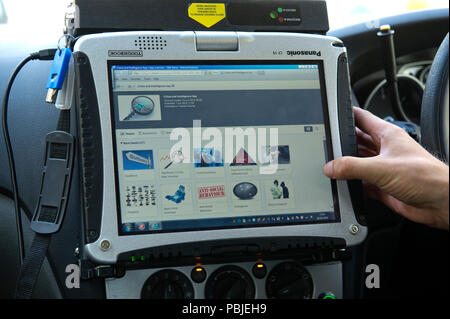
256, 264, 264, 268
140, 255, 145, 261
269, 11, 277, 19
323, 294, 336, 300
131, 255, 136, 262
278, 7, 283, 13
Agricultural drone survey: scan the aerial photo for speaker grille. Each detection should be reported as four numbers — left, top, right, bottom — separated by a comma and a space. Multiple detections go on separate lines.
134, 36, 167, 50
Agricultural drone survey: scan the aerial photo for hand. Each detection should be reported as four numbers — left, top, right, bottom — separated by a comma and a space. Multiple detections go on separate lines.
324, 107, 449, 230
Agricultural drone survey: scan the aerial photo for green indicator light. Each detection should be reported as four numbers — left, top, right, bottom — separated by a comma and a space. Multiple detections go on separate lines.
140, 255, 145, 262
269, 11, 277, 19
323, 295, 336, 300
131, 255, 136, 262
278, 7, 283, 13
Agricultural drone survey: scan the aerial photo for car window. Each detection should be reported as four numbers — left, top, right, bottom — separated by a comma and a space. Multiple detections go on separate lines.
328, 0, 449, 29
0, 0, 66, 49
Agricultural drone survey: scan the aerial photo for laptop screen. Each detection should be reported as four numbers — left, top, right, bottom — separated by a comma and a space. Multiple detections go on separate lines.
108, 61, 340, 235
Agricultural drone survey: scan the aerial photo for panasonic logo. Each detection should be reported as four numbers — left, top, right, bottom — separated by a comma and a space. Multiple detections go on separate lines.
108, 50, 143, 57
287, 50, 322, 57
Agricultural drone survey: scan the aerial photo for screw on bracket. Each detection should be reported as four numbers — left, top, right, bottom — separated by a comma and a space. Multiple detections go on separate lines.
349, 224, 360, 235
99, 239, 111, 251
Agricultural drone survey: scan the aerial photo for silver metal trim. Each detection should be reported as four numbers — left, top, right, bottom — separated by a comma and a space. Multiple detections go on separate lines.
195, 31, 239, 51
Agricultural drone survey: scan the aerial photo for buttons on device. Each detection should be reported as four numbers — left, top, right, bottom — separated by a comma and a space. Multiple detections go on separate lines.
141, 269, 194, 299
107, 261, 342, 299
318, 292, 337, 299
191, 266, 207, 283
265, 262, 314, 299
252, 263, 267, 279
205, 266, 255, 299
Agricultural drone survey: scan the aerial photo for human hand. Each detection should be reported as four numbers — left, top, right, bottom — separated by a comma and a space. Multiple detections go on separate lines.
324, 107, 449, 230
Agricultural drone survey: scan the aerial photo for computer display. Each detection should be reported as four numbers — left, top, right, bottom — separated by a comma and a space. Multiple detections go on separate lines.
108, 62, 340, 235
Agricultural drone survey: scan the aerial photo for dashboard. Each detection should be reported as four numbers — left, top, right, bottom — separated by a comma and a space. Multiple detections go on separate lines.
106, 260, 342, 299
0, 8, 448, 299
358, 57, 432, 126
329, 9, 448, 130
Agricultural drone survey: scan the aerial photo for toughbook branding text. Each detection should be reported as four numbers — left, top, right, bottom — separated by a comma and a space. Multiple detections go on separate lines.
287, 50, 322, 57
108, 50, 143, 57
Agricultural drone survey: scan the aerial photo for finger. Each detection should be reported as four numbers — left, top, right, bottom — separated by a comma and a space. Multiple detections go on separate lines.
358, 146, 378, 158
371, 189, 438, 227
363, 183, 414, 218
363, 183, 441, 228
353, 107, 388, 142
356, 127, 379, 152
363, 183, 384, 201
364, 183, 416, 216
324, 156, 379, 183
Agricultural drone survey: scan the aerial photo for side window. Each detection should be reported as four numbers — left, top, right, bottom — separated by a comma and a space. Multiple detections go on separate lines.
0, 0, 8, 24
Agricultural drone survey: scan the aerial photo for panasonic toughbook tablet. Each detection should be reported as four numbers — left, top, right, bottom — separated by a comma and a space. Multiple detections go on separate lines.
73, 31, 367, 264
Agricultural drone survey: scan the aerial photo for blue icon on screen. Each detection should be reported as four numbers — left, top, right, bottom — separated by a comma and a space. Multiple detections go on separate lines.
122, 150, 154, 170
122, 223, 134, 232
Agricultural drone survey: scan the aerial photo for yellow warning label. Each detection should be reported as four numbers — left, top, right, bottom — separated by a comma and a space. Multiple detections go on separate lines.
188, 3, 226, 28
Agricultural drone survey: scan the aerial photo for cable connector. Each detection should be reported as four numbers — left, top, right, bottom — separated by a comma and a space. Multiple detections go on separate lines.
30, 49, 58, 61
45, 48, 72, 104
55, 55, 74, 110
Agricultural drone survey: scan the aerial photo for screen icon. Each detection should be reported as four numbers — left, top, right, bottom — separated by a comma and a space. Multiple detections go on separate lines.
122, 150, 154, 170
135, 222, 149, 231
118, 95, 161, 121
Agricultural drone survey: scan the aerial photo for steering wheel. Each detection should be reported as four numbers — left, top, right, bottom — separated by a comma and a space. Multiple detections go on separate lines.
421, 34, 449, 162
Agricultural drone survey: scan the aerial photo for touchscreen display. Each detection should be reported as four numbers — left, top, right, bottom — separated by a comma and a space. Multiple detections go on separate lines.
108, 62, 340, 235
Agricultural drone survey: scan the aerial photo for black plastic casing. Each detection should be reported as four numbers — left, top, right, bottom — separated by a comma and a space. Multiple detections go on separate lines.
69, 0, 329, 36
73, 52, 104, 244
337, 53, 366, 226
31, 131, 74, 234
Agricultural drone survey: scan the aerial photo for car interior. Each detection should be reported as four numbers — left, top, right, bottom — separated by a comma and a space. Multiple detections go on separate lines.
0, 0, 448, 300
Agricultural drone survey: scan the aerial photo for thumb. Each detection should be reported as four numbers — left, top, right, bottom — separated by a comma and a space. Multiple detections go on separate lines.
324, 156, 379, 183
